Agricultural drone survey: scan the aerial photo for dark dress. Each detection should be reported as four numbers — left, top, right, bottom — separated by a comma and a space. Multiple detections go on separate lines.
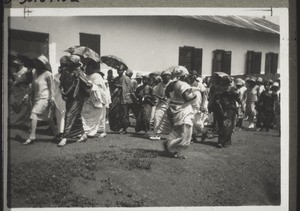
109, 75, 135, 132
256, 90, 278, 131
212, 86, 240, 147
134, 84, 155, 133
108, 76, 124, 131
60, 67, 91, 140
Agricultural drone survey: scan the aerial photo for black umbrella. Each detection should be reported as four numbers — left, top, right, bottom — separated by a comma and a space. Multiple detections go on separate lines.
101, 55, 128, 71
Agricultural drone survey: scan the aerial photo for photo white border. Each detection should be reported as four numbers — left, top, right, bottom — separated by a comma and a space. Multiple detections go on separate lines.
2, 7, 289, 211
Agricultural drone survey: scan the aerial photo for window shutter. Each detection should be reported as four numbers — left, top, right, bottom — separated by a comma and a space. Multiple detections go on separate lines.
271, 53, 278, 74
246, 51, 254, 74
178, 47, 186, 66
192, 48, 203, 75
253, 52, 262, 74
183, 46, 194, 71
212, 50, 223, 74
178, 46, 194, 71
265, 52, 278, 74
223, 51, 232, 75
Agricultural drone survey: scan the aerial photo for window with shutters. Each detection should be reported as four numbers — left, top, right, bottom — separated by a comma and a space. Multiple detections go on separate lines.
79, 33, 101, 56
246, 51, 262, 74
178, 46, 203, 75
265, 52, 278, 74
212, 49, 232, 75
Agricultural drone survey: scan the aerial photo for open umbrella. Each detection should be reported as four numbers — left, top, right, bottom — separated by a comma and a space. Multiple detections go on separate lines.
65, 46, 100, 62
101, 55, 128, 71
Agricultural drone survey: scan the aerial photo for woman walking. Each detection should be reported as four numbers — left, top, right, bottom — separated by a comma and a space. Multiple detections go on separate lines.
163, 66, 196, 159
57, 55, 92, 147
81, 60, 108, 138
211, 76, 240, 148
23, 55, 58, 145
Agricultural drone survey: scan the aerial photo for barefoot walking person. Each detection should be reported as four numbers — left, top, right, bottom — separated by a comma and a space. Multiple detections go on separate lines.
163, 66, 196, 159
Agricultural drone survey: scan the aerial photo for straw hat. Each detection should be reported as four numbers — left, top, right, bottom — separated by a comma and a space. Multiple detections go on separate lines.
32, 54, 52, 71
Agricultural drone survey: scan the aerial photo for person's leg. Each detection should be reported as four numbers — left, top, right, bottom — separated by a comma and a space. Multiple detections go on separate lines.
24, 117, 38, 144
98, 107, 107, 138
48, 118, 58, 136
29, 119, 38, 140
248, 102, 256, 128
58, 98, 84, 146
171, 124, 193, 159
55, 107, 65, 134
119, 104, 129, 133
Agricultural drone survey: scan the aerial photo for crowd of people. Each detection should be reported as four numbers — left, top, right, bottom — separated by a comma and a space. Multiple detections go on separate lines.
8, 52, 281, 159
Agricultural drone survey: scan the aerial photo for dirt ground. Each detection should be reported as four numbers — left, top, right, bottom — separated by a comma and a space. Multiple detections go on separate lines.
6, 122, 280, 208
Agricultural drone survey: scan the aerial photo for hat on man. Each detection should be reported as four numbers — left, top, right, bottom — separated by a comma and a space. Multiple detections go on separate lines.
256, 77, 263, 83
246, 76, 256, 83
60, 55, 71, 65
172, 66, 189, 77
69, 54, 81, 64
235, 78, 244, 86
135, 73, 143, 79
161, 69, 172, 76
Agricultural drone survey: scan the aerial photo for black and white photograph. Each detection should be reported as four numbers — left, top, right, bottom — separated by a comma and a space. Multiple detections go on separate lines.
2, 7, 289, 211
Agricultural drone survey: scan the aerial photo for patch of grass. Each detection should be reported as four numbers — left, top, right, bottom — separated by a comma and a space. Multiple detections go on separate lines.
126, 159, 152, 170
9, 154, 99, 207
9, 149, 155, 207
